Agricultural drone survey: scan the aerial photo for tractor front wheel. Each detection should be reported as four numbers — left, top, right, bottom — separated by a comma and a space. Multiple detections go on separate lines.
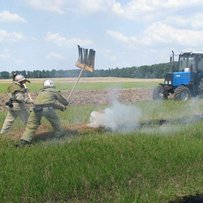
174, 86, 191, 101
152, 85, 168, 100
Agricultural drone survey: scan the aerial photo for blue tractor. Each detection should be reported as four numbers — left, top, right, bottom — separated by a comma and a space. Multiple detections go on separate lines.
152, 51, 203, 101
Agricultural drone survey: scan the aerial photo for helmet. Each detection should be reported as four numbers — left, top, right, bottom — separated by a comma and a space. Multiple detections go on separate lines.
43, 79, 55, 87
15, 74, 30, 83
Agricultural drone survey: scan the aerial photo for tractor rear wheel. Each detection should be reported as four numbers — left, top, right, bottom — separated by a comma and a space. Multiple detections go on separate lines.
152, 85, 168, 100
174, 86, 191, 101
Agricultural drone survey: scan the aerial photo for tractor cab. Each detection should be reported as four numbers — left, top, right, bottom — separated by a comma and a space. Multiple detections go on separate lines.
178, 52, 203, 72
153, 52, 203, 101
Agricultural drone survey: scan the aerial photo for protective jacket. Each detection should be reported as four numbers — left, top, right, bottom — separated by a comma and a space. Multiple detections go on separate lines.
21, 87, 68, 142
7, 82, 30, 110
34, 87, 68, 106
0, 82, 30, 134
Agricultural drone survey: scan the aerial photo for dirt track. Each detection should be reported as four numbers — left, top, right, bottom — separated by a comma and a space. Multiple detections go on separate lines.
0, 88, 153, 111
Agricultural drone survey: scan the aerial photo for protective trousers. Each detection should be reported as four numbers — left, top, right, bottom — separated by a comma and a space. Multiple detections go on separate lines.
0, 108, 29, 134
21, 109, 65, 142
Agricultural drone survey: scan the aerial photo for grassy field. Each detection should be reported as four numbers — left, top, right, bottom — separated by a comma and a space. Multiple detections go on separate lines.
0, 78, 203, 202
0, 77, 162, 93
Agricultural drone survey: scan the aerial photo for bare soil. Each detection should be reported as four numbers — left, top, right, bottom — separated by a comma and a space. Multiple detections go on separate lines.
0, 88, 153, 111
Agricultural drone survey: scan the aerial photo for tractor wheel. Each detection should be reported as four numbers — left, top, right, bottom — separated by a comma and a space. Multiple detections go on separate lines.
152, 85, 168, 100
174, 86, 191, 101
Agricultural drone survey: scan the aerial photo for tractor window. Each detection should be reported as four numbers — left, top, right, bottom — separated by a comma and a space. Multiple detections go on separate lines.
197, 56, 203, 71
188, 57, 195, 71
179, 56, 195, 71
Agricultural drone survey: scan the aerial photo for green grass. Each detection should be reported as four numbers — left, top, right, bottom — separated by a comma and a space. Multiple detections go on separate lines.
0, 130, 203, 202
59, 81, 158, 91
0, 79, 160, 93
1, 98, 203, 202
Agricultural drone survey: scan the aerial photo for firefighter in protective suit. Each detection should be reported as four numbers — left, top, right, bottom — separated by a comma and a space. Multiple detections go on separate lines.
0, 74, 32, 134
17, 79, 69, 146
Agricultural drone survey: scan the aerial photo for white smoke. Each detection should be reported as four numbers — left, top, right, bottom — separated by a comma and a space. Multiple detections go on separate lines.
88, 100, 142, 133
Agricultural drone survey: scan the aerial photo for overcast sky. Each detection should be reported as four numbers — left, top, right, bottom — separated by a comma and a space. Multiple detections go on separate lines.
1, 0, 203, 72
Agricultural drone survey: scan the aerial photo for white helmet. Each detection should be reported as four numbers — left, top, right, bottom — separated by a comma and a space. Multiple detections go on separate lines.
15, 74, 30, 83
43, 79, 55, 87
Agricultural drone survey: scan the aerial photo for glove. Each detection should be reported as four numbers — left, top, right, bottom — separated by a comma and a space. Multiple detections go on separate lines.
5, 101, 13, 108
61, 106, 67, 111
26, 99, 34, 104
29, 99, 34, 104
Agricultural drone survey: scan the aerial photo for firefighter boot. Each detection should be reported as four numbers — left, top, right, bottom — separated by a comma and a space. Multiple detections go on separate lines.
15, 139, 31, 148
55, 129, 67, 139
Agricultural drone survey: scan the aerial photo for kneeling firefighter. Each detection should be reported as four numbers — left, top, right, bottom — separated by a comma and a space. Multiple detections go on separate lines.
17, 79, 69, 147
0, 74, 32, 135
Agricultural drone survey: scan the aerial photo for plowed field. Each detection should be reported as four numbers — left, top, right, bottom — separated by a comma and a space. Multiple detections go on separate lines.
0, 88, 153, 111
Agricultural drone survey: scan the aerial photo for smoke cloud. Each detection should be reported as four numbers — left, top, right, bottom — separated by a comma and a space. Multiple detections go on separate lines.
88, 100, 142, 133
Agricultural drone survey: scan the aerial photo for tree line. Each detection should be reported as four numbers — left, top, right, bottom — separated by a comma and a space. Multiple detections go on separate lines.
0, 62, 176, 79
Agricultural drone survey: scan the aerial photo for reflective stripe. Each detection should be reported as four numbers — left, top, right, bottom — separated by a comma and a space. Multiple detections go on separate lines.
33, 106, 54, 113
43, 107, 54, 111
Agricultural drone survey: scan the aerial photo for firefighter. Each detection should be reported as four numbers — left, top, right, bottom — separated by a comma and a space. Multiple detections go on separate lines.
16, 79, 69, 147
0, 74, 32, 135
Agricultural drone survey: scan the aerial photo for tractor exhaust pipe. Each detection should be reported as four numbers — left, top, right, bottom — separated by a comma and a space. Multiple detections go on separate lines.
170, 50, 175, 72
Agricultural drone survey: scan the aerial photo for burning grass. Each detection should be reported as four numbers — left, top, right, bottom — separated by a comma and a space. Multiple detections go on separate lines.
168, 193, 203, 203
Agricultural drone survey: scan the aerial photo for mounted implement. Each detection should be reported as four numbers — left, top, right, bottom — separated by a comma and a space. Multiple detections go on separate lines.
153, 51, 203, 101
